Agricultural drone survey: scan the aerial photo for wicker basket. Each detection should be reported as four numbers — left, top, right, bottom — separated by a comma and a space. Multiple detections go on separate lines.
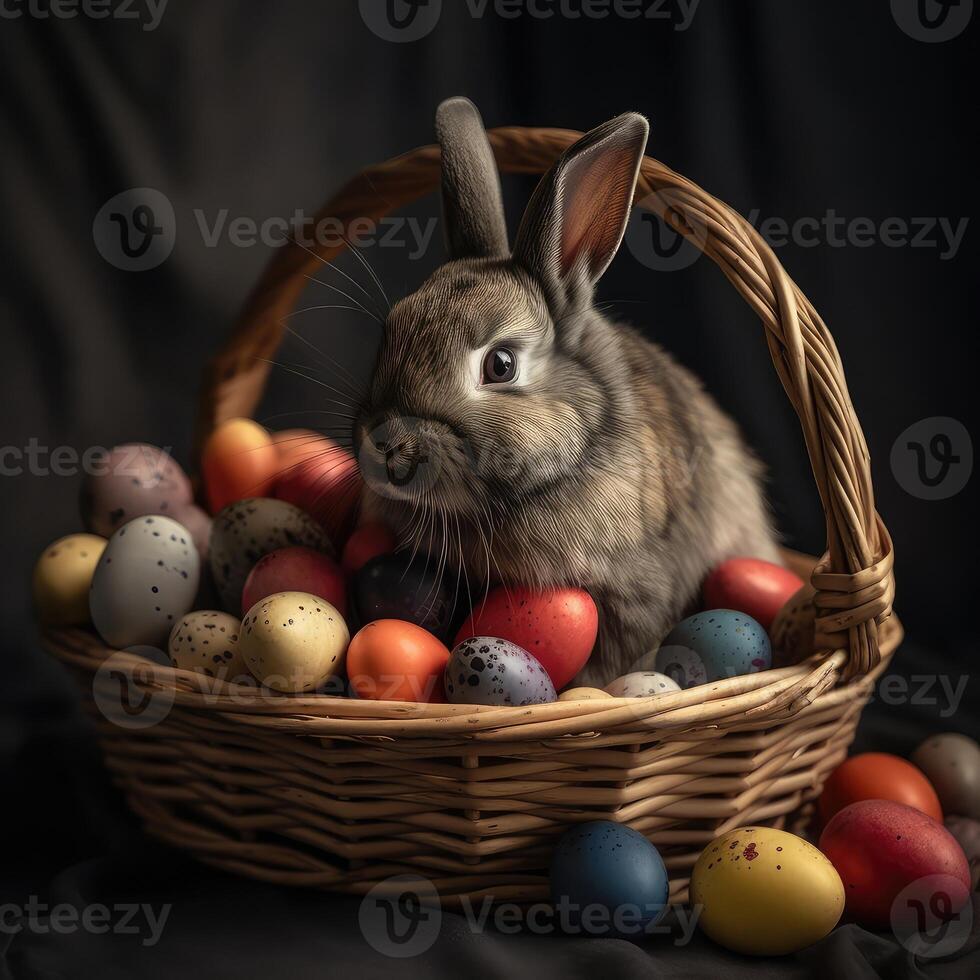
42, 125, 899, 907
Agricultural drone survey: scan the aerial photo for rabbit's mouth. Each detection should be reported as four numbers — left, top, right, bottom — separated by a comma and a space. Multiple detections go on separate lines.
355, 412, 477, 512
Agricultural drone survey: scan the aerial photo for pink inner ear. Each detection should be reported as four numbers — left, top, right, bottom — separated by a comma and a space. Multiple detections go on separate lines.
559, 143, 639, 279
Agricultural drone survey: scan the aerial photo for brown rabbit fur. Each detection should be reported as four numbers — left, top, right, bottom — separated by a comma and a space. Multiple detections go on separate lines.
354, 98, 780, 687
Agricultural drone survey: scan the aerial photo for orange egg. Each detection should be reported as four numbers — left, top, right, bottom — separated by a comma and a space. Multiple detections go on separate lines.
819, 752, 943, 825
347, 619, 449, 703
202, 418, 280, 513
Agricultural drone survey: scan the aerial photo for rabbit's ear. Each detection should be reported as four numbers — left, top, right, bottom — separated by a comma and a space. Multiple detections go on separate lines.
436, 97, 509, 260
513, 112, 648, 313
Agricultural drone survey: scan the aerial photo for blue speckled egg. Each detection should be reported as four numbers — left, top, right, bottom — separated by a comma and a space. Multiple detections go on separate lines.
655, 609, 771, 688
550, 821, 669, 936
444, 636, 556, 706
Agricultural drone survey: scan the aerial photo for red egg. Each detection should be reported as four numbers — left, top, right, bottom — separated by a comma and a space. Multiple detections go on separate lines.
347, 619, 449, 702
819, 799, 971, 929
342, 523, 397, 575
703, 557, 804, 630
820, 753, 943, 825
202, 418, 280, 513
241, 546, 346, 617
272, 431, 361, 546
455, 586, 598, 690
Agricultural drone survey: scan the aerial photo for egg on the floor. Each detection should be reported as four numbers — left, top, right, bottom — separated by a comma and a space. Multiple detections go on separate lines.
691, 826, 844, 955
33, 533, 106, 626
550, 821, 669, 936
819, 752, 943, 823
912, 733, 980, 820
819, 800, 971, 930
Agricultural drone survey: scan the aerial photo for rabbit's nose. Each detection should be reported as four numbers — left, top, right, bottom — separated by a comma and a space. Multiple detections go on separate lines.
379, 434, 424, 487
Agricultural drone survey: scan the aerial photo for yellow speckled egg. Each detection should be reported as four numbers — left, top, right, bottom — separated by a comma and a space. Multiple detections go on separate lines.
168, 610, 249, 682
241, 591, 348, 693
33, 533, 106, 626
690, 826, 844, 956
558, 687, 613, 701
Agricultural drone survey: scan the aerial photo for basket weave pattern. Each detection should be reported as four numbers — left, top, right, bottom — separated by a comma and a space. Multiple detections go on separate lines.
43, 126, 898, 905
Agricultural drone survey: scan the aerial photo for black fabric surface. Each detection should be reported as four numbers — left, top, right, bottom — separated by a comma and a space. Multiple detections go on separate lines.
1, 3, 977, 977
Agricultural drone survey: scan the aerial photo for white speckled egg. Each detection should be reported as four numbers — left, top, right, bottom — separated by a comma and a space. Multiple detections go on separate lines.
33, 533, 107, 626
209, 498, 334, 612
90, 515, 200, 648
241, 591, 348, 693
605, 671, 681, 698
168, 610, 249, 681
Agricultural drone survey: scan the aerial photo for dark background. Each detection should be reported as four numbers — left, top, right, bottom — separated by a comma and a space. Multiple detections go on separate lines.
1, 2, 976, 976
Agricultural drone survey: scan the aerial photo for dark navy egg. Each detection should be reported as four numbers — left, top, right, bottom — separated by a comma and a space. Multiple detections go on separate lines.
353, 554, 453, 639
444, 636, 556, 706
655, 609, 771, 688
550, 820, 669, 936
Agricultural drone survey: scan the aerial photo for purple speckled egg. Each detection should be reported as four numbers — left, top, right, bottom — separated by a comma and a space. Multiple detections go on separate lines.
173, 502, 212, 561
444, 636, 556, 706
81, 444, 193, 538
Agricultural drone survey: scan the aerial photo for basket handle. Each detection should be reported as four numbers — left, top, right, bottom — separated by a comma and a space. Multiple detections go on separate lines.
195, 125, 895, 681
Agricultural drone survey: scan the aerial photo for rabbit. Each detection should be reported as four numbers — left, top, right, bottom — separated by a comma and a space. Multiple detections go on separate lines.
353, 97, 781, 687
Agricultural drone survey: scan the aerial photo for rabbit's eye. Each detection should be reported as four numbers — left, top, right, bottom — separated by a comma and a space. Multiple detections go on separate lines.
482, 347, 518, 384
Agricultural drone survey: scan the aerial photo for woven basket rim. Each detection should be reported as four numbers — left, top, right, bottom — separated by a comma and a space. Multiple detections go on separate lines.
43, 608, 902, 737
